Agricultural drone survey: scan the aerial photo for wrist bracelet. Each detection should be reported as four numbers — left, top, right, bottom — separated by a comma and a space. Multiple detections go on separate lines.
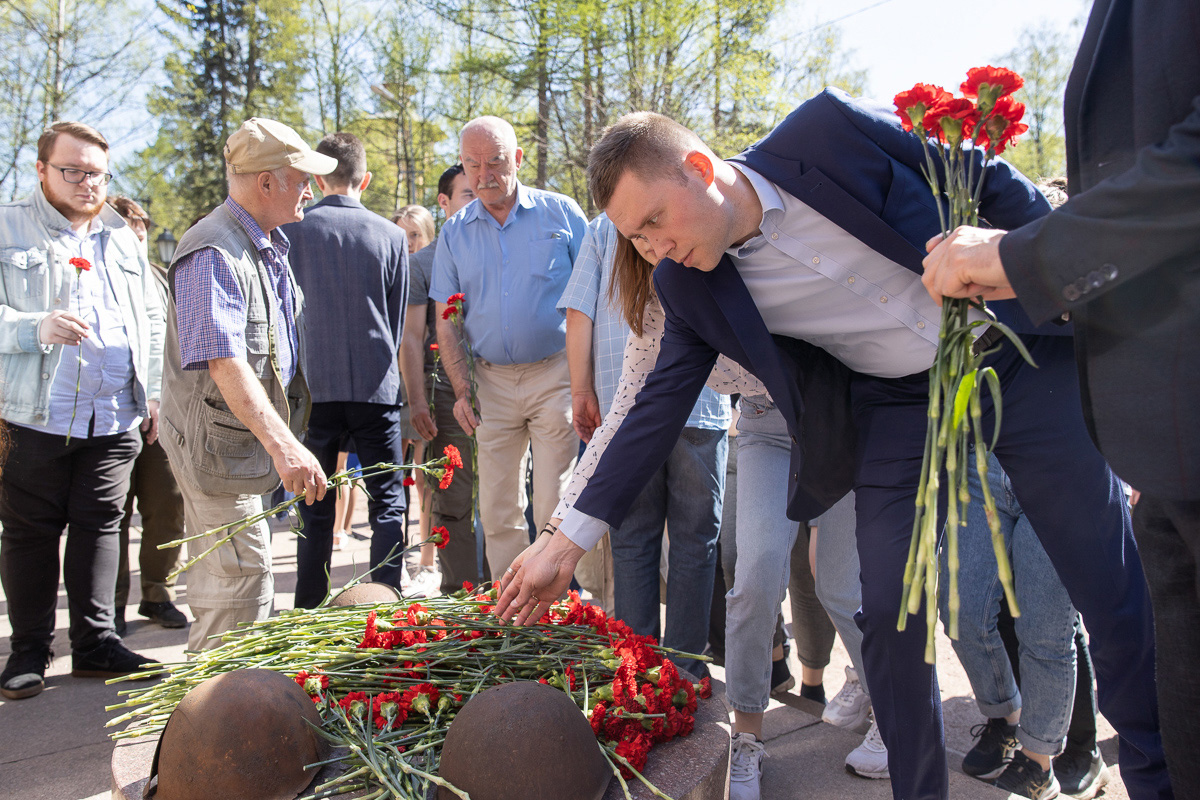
539, 523, 558, 538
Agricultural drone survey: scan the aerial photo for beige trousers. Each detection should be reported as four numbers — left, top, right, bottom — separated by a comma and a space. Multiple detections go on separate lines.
473, 350, 578, 576
175, 476, 273, 652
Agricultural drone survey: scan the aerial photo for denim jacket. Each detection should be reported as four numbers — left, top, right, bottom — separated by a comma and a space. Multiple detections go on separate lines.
0, 185, 164, 427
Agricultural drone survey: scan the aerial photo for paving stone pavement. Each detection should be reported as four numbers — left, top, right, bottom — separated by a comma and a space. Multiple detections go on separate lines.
0, 503, 1128, 800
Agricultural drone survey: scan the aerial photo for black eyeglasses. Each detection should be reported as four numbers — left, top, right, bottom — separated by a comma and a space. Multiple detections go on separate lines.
48, 164, 113, 186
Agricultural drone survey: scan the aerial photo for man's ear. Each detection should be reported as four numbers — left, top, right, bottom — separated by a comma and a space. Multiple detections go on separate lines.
314, 174, 329, 195
683, 151, 715, 187
257, 170, 274, 197
513, 147, 524, 170
437, 193, 450, 214
359, 171, 372, 193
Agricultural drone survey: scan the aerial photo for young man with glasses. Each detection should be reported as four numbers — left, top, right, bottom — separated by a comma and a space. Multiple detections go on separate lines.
0, 121, 163, 700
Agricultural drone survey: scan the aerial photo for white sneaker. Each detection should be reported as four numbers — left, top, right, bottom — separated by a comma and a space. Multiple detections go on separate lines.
729, 732, 765, 800
407, 565, 442, 598
845, 715, 890, 780
822, 665, 871, 729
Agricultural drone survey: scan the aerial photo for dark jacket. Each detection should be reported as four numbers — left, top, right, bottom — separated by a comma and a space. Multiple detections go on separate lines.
575, 89, 1048, 527
282, 194, 409, 405
999, 0, 1200, 499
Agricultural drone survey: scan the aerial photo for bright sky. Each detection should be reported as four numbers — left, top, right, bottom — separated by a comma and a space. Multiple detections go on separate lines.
781, 0, 1091, 101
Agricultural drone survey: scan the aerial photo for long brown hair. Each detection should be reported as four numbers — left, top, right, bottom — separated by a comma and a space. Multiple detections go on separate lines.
608, 233, 658, 337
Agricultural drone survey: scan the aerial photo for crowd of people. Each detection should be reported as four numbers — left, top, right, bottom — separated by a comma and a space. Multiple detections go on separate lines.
1, 2, 1196, 800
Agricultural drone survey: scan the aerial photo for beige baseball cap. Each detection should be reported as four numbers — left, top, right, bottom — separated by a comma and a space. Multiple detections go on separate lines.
224, 118, 338, 175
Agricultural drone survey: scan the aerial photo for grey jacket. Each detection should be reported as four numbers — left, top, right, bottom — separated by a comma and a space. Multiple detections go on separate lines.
0, 185, 164, 427
159, 203, 310, 496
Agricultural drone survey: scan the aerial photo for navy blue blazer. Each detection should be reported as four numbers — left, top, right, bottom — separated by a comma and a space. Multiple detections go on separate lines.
574, 89, 1051, 527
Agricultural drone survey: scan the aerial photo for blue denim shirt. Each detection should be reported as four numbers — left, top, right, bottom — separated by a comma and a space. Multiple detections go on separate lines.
429, 182, 588, 365
42, 219, 140, 437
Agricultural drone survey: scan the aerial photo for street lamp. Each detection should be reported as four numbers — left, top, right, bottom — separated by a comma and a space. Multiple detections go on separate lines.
156, 229, 177, 264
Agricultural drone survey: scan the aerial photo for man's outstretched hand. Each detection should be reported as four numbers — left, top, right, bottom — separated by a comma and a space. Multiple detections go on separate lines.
495, 527, 586, 625
922, 226, 1015, 305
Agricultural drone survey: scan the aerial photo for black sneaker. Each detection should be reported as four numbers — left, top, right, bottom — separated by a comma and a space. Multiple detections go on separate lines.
994, 751, 1061, 799
1, 647, 53, 700
138, 600, 187, 629
71, 639, 160, 679
962, 718, 1019, 780
1053, 745, 1108, 796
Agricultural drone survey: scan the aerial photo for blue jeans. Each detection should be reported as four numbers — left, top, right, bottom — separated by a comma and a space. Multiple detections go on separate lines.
939, 450, 1078, 756
812, 489, 869, 693
609, 426, 726, 678
724, 397, 835, 712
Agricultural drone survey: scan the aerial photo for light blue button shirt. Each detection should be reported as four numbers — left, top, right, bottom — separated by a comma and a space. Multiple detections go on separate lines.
557, 213, 730, 429
429, 182, 588, 365
41, 220, 140, 438
729, 163, 985, 379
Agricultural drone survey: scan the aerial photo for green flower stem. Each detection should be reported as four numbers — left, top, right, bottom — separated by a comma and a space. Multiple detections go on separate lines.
158, 453, 457, 582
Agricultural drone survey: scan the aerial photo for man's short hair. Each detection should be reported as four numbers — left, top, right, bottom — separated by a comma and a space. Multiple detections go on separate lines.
108, 195, 151, 228
315, 132, 367, 187
37, 122, 108, 163
587, 112, 695, 209
437, 164, 465, 198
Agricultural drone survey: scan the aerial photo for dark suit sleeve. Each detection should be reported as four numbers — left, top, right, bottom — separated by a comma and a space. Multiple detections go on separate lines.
572, 287, 718, 528
1000, 96, 1200, 325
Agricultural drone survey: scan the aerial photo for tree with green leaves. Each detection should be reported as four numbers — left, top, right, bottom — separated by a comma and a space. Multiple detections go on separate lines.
998, 21, 1074, 182
0, 0, 154, 200
125, 0, 308, 235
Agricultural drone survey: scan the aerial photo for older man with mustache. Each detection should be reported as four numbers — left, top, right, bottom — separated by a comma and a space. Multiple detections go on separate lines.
429, 116, 588, 581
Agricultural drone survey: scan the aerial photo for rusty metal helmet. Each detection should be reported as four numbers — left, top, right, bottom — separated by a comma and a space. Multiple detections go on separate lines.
330, 581, 402, 606
146, 668, 330, 800
437, 681, 610, 800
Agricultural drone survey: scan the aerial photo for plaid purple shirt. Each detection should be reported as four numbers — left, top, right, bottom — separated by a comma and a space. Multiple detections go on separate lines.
174, 198, 298, 385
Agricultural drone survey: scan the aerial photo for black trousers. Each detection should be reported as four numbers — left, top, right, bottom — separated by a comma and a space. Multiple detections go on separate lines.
294, 402, 407, 608
0, 424, 141, 653
1133, 495, 1200, 796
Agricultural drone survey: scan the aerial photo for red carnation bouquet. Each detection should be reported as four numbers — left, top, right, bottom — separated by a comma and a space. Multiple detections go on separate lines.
893, 67, 1033, 661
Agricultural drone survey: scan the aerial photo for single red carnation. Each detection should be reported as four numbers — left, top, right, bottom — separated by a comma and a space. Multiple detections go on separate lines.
402, 476, 416, 486
975, 95, 1028, 153
894, 83, 950, 133
339, 691, 370, 718
927, 95, 979, 143
441, 305, 458, 320
372, 691, 409, 730
430, 525, 450, 549
443, 444, 464, 469
429, 343, 439, 351
69, 257, 92, 272
438, 468, 454, 490
448, 292, 464, 304
961, 66, 1024, 103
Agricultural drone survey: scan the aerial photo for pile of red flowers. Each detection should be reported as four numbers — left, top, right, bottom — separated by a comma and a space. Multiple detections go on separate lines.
894, 66, 1028, 154
291, 587, 711, 778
